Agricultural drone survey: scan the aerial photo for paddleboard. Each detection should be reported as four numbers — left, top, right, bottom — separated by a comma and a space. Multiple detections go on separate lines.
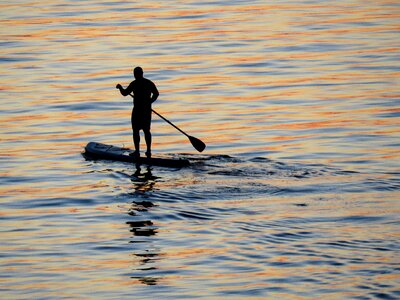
84, 142, 190, 168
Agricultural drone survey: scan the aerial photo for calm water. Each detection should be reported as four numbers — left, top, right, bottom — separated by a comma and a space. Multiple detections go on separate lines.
1, 1, 399, 299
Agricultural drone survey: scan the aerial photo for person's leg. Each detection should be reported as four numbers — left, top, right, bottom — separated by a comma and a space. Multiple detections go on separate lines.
143, 128, 151, 158
143, 111, 152, 158
131, 110, 140, 158
133, 129, 140, 153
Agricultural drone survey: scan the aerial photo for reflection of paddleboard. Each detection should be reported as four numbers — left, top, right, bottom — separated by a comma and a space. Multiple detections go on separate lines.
84, 142, 190, 168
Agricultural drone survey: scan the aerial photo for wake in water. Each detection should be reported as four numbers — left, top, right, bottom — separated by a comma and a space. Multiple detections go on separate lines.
80, 154, 399, 298
87, 152, 399, 203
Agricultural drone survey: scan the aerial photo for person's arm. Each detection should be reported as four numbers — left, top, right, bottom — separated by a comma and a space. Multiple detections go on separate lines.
116, 82, 133, 96
151, 82, 159, 103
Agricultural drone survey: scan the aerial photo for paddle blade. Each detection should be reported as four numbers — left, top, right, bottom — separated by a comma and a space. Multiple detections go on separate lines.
188, 135, 206, 152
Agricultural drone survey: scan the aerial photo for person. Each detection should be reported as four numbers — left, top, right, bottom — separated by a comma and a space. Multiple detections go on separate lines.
116, 67, 159, 159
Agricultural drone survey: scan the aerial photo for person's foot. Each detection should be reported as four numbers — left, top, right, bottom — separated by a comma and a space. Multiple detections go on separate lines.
129, 150, 140, 159
145, 151, 151, 159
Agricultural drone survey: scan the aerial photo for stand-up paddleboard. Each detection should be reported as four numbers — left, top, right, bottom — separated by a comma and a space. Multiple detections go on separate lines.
84, 142, 190, 168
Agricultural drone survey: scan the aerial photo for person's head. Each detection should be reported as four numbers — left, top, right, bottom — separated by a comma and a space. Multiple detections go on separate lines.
133, 66, 144, 79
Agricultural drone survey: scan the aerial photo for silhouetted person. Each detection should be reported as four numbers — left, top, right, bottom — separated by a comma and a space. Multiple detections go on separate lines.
116, 67, 159, 158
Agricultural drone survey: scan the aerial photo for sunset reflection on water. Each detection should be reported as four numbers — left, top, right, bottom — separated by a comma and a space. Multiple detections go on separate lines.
1, 0, 399, 299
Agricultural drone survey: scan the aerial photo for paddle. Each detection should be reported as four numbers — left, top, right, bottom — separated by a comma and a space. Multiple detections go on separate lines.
129, 94, 206, 152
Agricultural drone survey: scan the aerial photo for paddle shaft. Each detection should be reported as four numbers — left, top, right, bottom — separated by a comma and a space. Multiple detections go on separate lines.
151, 109, 190, 138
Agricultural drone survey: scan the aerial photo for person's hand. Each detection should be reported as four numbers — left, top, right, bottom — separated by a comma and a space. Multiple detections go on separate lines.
116, 84, 122, 89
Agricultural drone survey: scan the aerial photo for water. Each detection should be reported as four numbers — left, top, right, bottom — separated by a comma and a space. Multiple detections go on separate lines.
1, 1, 399, 299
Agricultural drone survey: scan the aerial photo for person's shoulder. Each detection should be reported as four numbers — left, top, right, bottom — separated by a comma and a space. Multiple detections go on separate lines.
143, 77, 157, 86
143, 77, 154, 83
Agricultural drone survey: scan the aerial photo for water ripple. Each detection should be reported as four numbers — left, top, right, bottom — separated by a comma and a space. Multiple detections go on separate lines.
1, 0, 399, 299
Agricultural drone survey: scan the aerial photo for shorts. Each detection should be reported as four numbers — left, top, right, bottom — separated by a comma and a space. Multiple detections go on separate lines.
131, 108, 151, 131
